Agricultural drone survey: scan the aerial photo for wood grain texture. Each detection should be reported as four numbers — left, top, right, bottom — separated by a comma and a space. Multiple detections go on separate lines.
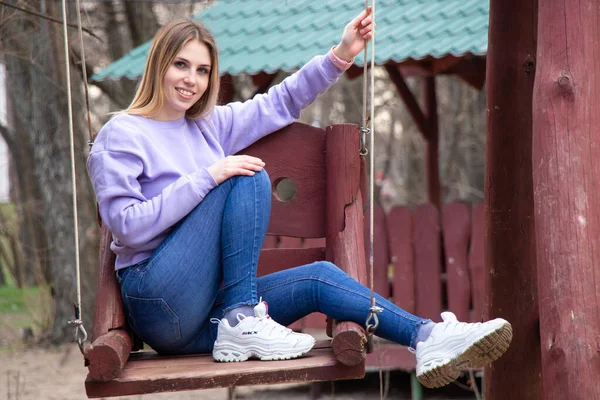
532, 1, 600, 398
485, 1, 542, 399
86, 329, 133, 382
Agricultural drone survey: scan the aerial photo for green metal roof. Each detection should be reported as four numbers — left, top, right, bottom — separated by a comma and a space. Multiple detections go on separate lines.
92, 0, 488, 81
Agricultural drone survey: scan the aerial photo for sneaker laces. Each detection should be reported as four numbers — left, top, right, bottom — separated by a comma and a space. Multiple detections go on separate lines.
244, 312, 293, 339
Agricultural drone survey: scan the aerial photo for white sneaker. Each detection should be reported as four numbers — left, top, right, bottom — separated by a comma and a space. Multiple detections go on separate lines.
414, 312, 513, 388
212, 301, 316, 362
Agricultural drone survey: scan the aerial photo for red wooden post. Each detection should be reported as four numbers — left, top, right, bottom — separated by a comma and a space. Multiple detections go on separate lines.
485, 0, 541, 398
326, 124, 368, 366
424, 77, 441, 210
533, 1, 600, 398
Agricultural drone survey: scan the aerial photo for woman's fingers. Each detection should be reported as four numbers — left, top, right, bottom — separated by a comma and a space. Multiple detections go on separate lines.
351, 6, 372, 27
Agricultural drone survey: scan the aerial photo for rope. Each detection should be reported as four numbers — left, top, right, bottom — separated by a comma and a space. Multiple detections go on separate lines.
61, 0, 88, 355
362, 0, 383, 350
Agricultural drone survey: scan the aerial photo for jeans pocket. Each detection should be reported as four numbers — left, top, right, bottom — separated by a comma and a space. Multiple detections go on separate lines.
125, 296, 181, 349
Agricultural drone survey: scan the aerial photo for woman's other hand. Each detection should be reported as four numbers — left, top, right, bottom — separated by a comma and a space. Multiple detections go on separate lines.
334, 6, 375, 62
207, 155, 265, 184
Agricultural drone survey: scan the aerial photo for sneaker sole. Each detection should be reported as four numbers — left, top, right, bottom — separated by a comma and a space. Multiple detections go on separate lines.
417, 321, 513, 389
213, 339, 316, 362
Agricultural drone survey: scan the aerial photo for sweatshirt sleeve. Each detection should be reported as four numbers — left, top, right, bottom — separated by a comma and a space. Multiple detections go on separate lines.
87, 120, 217, 248
207, 51, 345, 156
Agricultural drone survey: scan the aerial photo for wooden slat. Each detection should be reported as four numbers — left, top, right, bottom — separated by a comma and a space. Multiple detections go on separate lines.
93, 223, 125, 339
262, 235, 277, 249
278, 236, 303, 248
387, 206, 415, 314
257, 247, 326, 277
243, 122, 327, 238
304, 237, 326, 248
442, 202, 471, 322
468, 202, 485, 322
86, 342, 364, 398
413, 204, 442, 321
372, 203, 390, 298
366, 343, 416, 371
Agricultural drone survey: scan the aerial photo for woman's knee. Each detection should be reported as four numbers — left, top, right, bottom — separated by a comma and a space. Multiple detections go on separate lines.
254, 168, 271, 191
307, 261, 343, 278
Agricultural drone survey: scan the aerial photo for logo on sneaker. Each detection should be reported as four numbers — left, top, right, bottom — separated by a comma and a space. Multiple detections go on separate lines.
242, 331, 258, 335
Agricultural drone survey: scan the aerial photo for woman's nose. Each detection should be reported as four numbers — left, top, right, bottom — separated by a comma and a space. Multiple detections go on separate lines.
183, 73, 195, 86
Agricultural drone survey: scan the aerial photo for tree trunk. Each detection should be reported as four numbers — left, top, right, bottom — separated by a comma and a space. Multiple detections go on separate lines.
485, 0, 541, 399
533, 1, 600, 398
123, 1, 159, 47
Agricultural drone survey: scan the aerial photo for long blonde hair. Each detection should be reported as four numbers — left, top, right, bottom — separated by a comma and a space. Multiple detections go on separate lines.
125, 19, 220, 119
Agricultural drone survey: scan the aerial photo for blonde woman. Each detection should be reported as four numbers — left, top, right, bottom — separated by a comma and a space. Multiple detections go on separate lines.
87, 9, 512, 389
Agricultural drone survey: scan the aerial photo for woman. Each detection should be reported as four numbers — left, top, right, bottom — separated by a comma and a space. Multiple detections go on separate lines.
87, 8, 512, 389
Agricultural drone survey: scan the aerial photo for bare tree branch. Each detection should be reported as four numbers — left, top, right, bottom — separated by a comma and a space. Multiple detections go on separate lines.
0, 0, 102, 41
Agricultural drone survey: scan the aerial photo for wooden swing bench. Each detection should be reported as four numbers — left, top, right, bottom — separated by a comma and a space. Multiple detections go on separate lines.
84, 122, 371, 398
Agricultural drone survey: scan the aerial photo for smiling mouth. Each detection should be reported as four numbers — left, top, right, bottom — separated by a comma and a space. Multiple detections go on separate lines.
176, 87, 195, 96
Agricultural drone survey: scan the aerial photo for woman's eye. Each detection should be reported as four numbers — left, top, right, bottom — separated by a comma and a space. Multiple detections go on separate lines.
198, 67, 209, 74
175, 61, 186, 68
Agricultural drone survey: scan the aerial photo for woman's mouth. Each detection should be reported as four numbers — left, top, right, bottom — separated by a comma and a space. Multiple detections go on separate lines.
176, 87, 195, 98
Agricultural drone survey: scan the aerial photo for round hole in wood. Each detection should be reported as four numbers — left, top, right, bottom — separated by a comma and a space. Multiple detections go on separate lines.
273, 177, 297, 202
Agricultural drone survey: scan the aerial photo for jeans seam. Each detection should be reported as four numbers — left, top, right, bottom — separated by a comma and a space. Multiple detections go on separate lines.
250, 173, 259, 303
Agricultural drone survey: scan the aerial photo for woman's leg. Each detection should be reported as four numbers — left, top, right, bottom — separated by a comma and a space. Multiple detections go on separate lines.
179, 261, 511, 388
178, 260, 426, 354
117, 169, 271, 353
256, 261, 427, 347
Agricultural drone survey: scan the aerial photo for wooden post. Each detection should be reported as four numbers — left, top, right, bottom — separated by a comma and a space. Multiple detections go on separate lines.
533, 1, 600, 398
326, 124, 368, 366
424, 76, 441, 209
485, 1, 541, 399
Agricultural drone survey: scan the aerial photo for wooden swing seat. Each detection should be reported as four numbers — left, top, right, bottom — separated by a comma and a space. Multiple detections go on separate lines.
85, 122, 370, 398
86, 341, 364, 397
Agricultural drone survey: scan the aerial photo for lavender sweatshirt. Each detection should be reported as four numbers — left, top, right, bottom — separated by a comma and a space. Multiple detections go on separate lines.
87, 52, 344, 270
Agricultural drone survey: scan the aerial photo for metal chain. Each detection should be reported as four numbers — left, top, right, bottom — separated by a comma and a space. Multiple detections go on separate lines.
361, 0, 382, 353
61, 0, 88, 356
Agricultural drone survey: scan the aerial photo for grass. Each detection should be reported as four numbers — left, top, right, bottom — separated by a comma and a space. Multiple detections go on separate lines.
0, 285, 41, 314
0, 283, 52, 350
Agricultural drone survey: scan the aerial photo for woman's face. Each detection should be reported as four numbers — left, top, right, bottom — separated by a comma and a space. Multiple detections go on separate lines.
155, 39, 211, 121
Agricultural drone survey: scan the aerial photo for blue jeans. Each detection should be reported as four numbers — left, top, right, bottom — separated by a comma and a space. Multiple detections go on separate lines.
116, 169, 426, 354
